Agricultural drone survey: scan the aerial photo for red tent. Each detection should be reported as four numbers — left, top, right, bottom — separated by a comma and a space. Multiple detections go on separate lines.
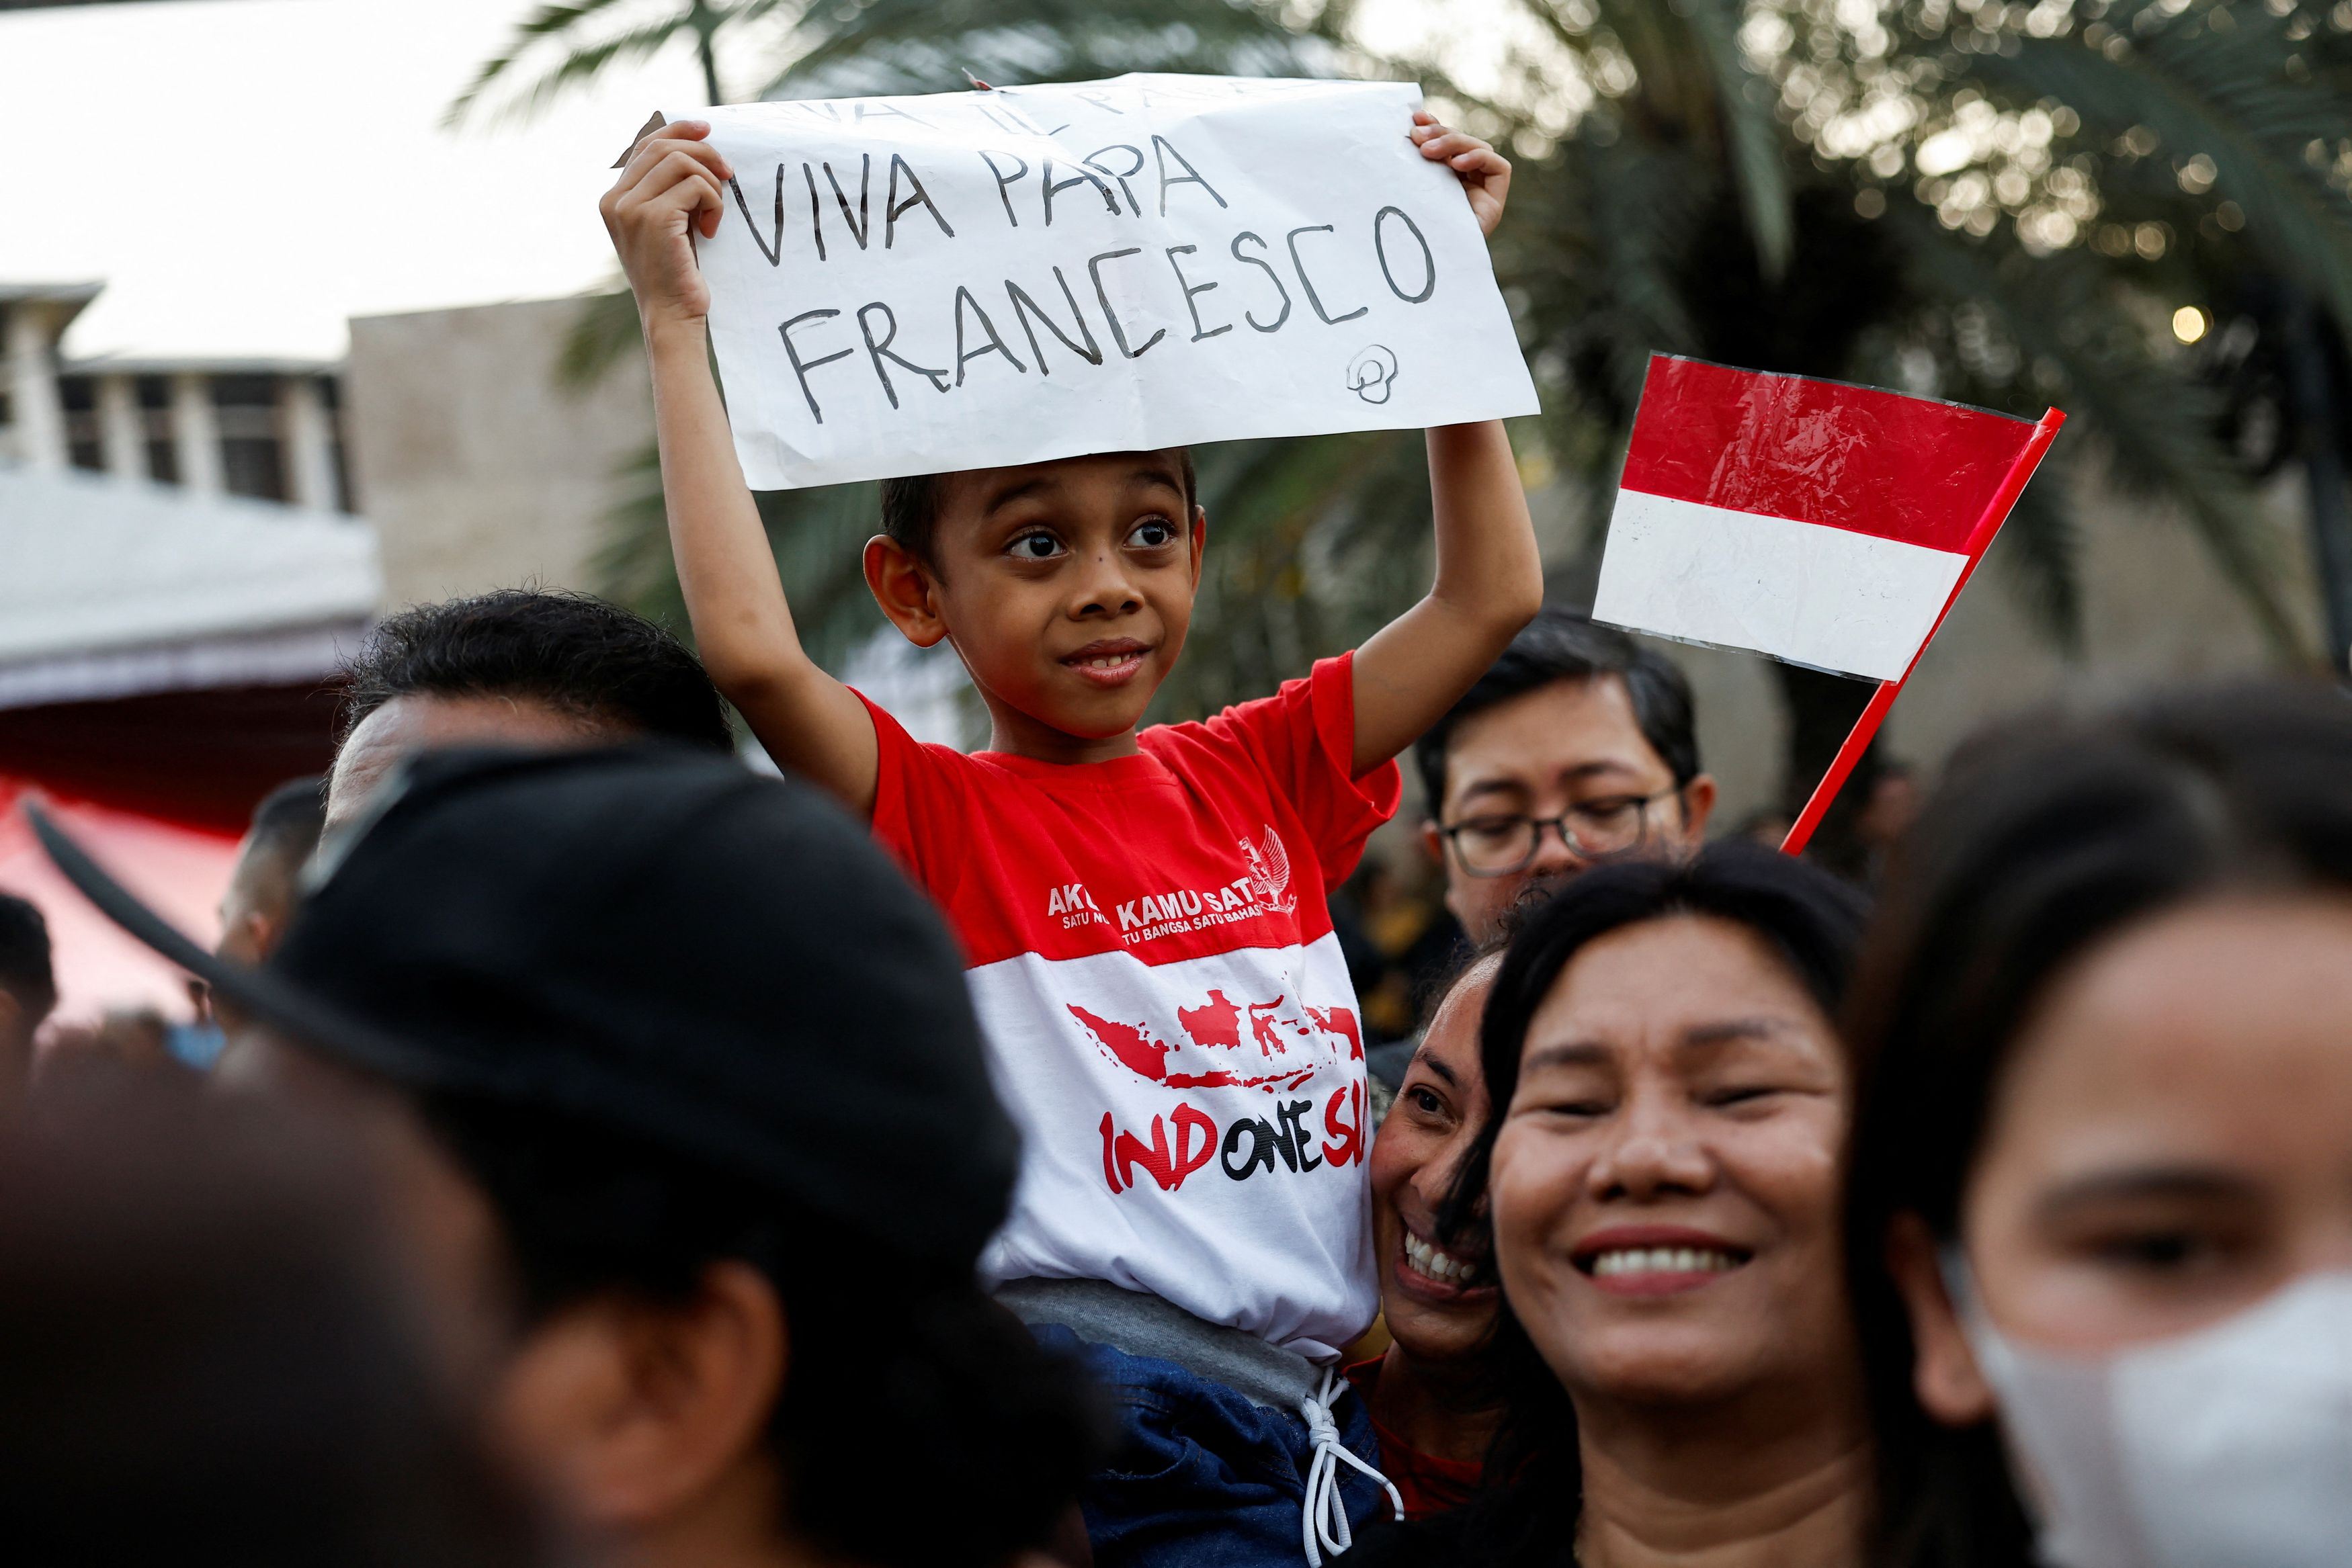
0, 465, 376, 1020
0, 782, 239, 1024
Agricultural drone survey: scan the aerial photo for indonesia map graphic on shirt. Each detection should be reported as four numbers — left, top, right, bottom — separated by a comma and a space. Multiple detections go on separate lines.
857, 654, 1398, 1359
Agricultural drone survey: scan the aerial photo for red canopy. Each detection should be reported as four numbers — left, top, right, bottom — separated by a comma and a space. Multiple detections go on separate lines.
0, 783, 239, 1027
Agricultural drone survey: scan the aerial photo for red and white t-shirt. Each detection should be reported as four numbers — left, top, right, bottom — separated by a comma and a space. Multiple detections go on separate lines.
859, 654, 1399, 1359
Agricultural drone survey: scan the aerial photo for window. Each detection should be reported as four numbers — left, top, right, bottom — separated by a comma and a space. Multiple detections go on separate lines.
58, 375, 103, 472
212, 374, 285, 502
138, 376, 177, 484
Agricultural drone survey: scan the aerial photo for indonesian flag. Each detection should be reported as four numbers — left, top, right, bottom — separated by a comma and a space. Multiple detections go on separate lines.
1594, 356, 2063, 682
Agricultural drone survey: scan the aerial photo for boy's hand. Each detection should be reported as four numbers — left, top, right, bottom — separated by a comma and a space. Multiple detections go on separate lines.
601, 118, 734, 327
1411, 111, 1511, 237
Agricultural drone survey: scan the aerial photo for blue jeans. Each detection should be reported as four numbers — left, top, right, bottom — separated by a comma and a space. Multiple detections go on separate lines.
1036, 1325, 1390, 1568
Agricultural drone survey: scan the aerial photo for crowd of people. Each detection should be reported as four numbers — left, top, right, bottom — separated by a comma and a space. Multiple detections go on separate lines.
0, 105, 2344, 1568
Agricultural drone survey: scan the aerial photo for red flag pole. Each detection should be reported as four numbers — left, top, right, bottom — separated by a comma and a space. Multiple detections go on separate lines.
1779, 407, 2067, 858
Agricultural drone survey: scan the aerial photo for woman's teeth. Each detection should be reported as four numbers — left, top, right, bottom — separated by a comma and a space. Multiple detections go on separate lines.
1589, 1247, 1742, 1278
1403, 1232, 1482, 1285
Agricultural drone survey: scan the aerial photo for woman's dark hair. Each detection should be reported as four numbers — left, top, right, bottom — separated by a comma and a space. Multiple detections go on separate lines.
1842, 680, 2352, 1568
1423, 843, 1867, 1568
421, 1093, 1105, 1568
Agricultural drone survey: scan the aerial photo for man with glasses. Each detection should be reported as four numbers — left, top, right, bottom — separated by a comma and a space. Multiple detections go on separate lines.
1411, 608, 1716, 945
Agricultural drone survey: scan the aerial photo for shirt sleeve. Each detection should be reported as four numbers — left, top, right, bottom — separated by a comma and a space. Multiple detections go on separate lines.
1190, 652, 1402, 887
852, 689, 973, 908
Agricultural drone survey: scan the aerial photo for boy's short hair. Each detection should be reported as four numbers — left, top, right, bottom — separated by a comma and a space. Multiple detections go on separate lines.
341, 589, 732, 752
880, 448, 1200, 564
1412, 607, 1701, 814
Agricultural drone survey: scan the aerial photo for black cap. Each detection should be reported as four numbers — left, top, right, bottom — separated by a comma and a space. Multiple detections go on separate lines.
29, 747, 1016, 1274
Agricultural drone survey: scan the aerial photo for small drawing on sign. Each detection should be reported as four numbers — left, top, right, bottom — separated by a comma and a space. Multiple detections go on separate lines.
1347, 345, 1399, 404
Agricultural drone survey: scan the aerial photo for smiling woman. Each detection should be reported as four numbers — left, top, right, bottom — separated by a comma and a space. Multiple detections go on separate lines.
1339, 844, 1870, 1568
1352, 951, 1508, 1519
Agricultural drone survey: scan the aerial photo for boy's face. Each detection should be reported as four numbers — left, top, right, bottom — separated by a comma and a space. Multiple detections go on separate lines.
882, 451, 1203, 744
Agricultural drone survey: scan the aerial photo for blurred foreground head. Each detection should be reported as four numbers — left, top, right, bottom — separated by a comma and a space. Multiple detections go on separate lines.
0, 1078, 531, 1568
0, 893, 56, 1104
1846, 681, 2352, 1568
187, 747, 1094, 1568
328, 589, 733, 830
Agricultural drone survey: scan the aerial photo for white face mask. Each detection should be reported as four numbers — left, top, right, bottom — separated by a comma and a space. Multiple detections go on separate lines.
1946, 1259, 2352, 1568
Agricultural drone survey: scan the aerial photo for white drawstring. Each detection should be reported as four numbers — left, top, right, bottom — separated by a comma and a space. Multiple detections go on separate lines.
1300, 1364, 1404, 1567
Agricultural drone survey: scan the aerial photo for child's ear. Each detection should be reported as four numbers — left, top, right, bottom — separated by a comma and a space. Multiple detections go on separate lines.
1188, 505, 1208, 592
864, 535, 949, 648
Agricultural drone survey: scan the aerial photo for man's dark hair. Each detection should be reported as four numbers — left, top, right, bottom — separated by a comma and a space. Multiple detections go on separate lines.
246, 777, 326, 869
420, 1095, 1103, 1568
341, 590, 732, 751
1412, 608, 1699, 818
0, 894, 56, 1020
879, 448, 1200, 565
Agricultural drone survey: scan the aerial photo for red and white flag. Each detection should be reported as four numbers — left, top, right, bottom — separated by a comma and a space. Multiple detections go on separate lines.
1594, 356, 2062, 682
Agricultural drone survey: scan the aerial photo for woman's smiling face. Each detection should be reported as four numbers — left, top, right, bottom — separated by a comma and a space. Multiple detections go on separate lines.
1490, 914, 1855, 1405
1370, 957, 1502, 1363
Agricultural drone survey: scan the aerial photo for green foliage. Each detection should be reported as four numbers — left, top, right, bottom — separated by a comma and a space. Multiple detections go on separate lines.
495, 0, 2352, 728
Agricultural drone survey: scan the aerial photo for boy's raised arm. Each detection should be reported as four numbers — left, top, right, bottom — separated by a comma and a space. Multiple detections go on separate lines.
1348, 121, 1545, 776
601, 121, 881, 815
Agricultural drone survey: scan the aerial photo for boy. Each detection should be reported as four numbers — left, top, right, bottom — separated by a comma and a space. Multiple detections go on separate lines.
603, 103, 1539, 1567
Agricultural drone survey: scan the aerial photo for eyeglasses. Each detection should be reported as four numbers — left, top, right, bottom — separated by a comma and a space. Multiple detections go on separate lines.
1439, 788, 1683, 877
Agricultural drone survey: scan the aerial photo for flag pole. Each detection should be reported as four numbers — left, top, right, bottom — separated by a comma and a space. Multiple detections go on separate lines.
1779, 407, 2067, 858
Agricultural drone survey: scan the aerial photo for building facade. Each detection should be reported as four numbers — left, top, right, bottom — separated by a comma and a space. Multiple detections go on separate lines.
0, 281, 378, 833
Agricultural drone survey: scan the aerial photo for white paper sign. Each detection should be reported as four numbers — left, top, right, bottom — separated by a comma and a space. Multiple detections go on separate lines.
695, 75, 1540, 490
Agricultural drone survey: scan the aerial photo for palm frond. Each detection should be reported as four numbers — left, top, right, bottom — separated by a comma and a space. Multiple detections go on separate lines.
1966, 0, 2352, 328
590, 439, 683, 624
1988, 447, 2087, 650
555, 286, 642, 392
763, 0, 1333, 98
450, 11, 718, 132
1884, 204, 2307, 654
1671, 0, 1795, 279
444, 0, 640, 128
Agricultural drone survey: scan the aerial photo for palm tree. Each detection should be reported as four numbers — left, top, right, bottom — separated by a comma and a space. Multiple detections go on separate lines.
1435, 0, 2352, 848
485, 0, 2352, 832
448, 0, 731, 124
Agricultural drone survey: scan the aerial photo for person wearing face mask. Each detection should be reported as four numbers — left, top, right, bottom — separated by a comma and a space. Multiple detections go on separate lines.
1352, 952, 1507, 1518
1343, 842, 1871, 1568
1846, 681, 2352, 1568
